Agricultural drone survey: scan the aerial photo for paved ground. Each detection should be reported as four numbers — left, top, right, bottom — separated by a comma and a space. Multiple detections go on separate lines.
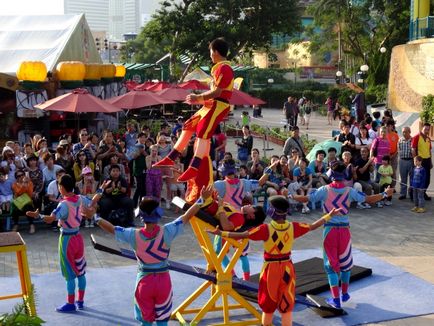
1, 109, 433, 325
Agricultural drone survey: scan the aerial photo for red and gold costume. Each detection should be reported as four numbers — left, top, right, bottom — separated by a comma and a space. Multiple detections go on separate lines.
154, 60, 233, 202
248, 221, 310, 313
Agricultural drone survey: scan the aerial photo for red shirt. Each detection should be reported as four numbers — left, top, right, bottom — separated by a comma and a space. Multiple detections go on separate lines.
211, 61, 233, 101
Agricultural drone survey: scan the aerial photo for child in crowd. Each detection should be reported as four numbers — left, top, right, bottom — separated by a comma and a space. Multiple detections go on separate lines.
91, 185, 213, 326
26, 175, 107, 312
145, 145, 163, 202
378, 155, 393, 207
241, 111, 250, 127
238, 165, 249, 179
210, 196, 341, 326
76, 166, 98, 226
0, 167, 13, 214
411, 156, 427, 213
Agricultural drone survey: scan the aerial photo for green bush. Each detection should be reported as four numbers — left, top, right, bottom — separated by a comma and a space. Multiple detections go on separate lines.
421, 94, 434, 124
366, 84, 387, 104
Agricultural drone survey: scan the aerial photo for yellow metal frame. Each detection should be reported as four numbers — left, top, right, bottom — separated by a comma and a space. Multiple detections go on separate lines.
171, 217, 261, 325
0, 232, 36, 316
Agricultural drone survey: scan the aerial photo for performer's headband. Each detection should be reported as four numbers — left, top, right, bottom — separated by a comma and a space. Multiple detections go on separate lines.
220, 165, 236, 177
330, 170, 345, 181
266, 206, 290, 221
137, 206, 163, 223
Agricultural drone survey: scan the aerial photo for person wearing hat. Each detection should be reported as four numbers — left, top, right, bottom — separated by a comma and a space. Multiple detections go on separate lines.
210, 196, 341, 326
89, 185, 214, 326
295, 162, 394, 309
76, 166, 98, 227
72, 128, 96, 162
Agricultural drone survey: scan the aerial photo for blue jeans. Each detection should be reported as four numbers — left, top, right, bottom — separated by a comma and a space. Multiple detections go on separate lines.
413, 188, 425, 208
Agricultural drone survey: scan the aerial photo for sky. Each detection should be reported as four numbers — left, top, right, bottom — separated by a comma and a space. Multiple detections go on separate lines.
0, 0, 64, 15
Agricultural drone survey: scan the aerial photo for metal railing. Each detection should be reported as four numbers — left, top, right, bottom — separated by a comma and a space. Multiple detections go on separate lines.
409, 16, 434, 41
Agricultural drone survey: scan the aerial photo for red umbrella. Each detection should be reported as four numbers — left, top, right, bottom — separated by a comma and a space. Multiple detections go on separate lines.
35, 88, 122, 113
107, 90, 176, 109
134, 81, 155, 91
228, 89, 266, 106
146, 81, 173, 91
178, 79, 209, 90
156, 87, 191, 101
125, 80, 139, 91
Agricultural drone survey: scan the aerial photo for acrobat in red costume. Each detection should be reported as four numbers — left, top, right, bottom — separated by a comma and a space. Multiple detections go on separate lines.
153, 38, 233, 202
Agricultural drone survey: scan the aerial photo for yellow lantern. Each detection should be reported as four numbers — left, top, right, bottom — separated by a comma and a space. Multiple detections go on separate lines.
56, 61, 85, 81
100, 64, 116, 82
84, 63, 101, 86
17, 61, 47, 82
115, 65, 126, 78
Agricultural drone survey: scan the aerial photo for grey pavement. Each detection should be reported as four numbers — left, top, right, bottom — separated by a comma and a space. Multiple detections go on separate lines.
1, 109, 434, 325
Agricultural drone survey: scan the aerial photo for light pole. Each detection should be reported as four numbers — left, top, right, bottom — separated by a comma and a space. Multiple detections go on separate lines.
267, 78, 274, 109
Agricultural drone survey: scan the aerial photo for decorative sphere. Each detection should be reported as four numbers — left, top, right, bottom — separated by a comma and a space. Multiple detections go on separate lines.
336, 71, 343, 77
267, 78, 274, 84
17, 61, 47, 82
380, 47, 387, 53
357, 78, 364, 83
360, 64, 369, 72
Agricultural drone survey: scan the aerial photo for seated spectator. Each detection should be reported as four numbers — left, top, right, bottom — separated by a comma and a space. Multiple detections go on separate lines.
45, 169, 66, 223
325, 147, 339, 169
259, 155, 289, 197
26, 155, 43, 210
355, 146, 379, 208
0, 167, 13, 215
42, 153, 63, 193
73, 150, 95, 182
337, 121, 356, 159
308, 150, 329, 188
288, 148, 302, 171
292, 157, 312, 213
11, 170, 35, 233
340, 151, 357, 188
378, 155, 393, 207
23, 143, 34, 164
76, 166, 98, 227
1, 147, 18, 183
239, 165, 249, 179
355, 124, 373, 156
96, 130, 126, 171
99, 164, 134, 226
103, 152, 126, 180
247, 148, 266, 180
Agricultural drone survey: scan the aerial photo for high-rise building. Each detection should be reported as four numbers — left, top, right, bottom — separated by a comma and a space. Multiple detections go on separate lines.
63, 0, 140, 40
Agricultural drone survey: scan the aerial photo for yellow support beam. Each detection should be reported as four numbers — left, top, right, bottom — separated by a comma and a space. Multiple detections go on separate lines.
171, 216, 262, 325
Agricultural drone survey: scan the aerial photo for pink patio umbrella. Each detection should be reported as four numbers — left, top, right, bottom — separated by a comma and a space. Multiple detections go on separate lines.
134, 81, 155, 91
146, 81, 173, 91
156, 87, 191, 101
107, 90, 176, 109
178, 79, 210, 90
35, 88, 122, 113
228, 89, 266, 106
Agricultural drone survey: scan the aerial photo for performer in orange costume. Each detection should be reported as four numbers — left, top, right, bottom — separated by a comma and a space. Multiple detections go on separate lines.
153, 38, 233, 201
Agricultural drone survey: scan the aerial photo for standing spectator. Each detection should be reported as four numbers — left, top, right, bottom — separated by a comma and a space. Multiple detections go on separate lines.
11, 170, 34, 233
102, 153, 126, 180
236, 125, 253, 165
26, 155, 43, 210
247, 148, 266, 180
283, 126, 305, 158
172, 116, 184, 136
386, 120, 399, 188
355, 125, 373, 152
303, 99, 313, 130
72, 129, 96, 162
398, 126, 413, 200
1, 148, 18, 183
337, 121, 356, 159
283, 96, 294, 128
55, 140, 74, 177
411, 123, 432, 200
410, 156, 427, 213
157, 135, 173, 209
241, 111, 250, 127
333, 99, 342, 121
124, 121, 138, 155
325, 96, 334, 125
372, 111, 382, 132
145, 145, 163, 201
378, 155, 393, 207
370, 126, 391, 182
131, 144, 147, 208
213, 124, 227, 166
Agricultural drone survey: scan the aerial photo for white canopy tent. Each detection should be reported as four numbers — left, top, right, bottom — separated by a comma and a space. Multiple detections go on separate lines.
0, 14, 102, 76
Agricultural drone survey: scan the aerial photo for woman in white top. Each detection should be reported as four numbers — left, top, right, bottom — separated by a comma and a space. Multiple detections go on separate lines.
355, 125, 373, 150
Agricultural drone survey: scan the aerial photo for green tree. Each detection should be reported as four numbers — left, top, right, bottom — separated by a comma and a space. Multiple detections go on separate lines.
139, 0, 302, 81
306, 0, 410, 89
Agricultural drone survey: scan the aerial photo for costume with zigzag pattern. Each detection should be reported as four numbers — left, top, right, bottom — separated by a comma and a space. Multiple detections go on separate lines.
114, 217, 185, 325
309, 182, 366, 300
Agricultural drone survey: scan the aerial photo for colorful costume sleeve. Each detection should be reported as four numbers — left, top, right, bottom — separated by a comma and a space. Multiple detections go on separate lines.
349, 187, 366, 202
248, 224, 269, 241
292, 222, 311, 239
53, 202, 69, 221
309, 185, 328, 202
114, 226, 137, 249
163, 217, 184, 247
214, 180, 226, 198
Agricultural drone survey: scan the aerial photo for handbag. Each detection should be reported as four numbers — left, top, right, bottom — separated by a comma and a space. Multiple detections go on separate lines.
13, 193, 33, 211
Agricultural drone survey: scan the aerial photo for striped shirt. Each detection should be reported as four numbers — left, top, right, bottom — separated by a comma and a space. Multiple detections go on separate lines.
398, 137, 412, 159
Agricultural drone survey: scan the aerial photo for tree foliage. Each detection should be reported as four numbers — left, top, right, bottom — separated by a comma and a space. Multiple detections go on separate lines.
306, 0, 410, 88
135, 0, 302, 80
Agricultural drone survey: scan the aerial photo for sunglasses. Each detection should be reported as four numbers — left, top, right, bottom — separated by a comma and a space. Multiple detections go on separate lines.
16, 174, 24, 178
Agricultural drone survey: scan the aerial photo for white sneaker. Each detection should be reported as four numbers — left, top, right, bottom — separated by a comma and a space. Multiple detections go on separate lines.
301, 207, 307, 214
85, 220, 90, 228
376, 201, 384, 208
362, 203, 371, 209
384, 200, 392, 206
165, 201, 171, 209
357, 203, 365, 209
89, 221, 95, 228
